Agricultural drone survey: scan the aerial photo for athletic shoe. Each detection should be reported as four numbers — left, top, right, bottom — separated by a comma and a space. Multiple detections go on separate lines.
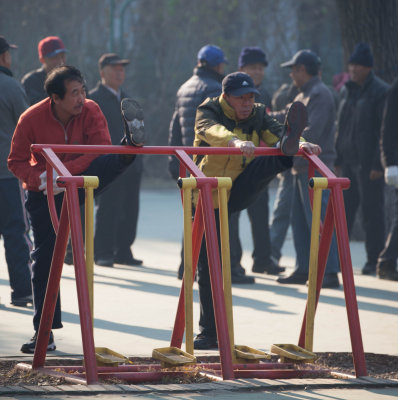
21, 331, 56, 354
121, 98, 146, 146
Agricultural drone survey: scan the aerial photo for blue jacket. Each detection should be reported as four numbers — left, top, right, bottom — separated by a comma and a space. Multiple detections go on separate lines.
168, 66, 223, 179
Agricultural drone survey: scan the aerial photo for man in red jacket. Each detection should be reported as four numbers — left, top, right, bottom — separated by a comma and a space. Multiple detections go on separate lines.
8, 65, 144, 353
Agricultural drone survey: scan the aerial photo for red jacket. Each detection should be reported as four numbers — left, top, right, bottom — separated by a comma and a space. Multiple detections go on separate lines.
8, 98, 112, 191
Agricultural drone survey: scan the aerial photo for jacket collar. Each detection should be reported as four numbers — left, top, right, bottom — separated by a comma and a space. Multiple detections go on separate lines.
346, 70, 374, 92
0, 65, 13, 77
300, 75, 320, 94
194, 66, 224, 82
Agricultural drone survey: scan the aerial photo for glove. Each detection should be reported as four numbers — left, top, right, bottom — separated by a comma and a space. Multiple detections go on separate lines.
38, 170, 65, 195
385, 165, 398, 188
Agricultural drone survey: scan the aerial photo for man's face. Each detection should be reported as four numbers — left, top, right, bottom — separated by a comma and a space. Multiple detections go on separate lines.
0, 50, 12, 69
240, 63, 265, 87
348, 63, 371, 85
290, 64, 306, 88
101, 64, 125, 91
224, 92, 255, 120
42, 52, 66, 72
53, 79, 86, 119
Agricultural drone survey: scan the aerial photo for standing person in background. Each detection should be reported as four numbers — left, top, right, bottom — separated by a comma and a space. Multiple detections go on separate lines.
90, 53, 143, 267
275, 49, 340, 288
377, 77, 398, 281
335, 42, 389, 275
169, 44, 256, 283
269, 82, 298, 266
0, 35, 32, 307
229, 47, 284, 277
21, 36, 68, 105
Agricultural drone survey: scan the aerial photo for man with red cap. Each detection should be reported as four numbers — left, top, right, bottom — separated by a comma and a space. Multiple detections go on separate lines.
21, 36, 68, 105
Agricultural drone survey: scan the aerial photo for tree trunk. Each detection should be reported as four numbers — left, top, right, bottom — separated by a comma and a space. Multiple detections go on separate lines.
336, 0, 398, 83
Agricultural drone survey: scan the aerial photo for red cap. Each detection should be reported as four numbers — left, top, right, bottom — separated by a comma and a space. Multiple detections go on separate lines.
38, 36, 68, 59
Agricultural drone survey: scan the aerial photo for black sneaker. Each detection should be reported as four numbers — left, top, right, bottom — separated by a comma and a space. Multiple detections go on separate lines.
362, 262, 376, 275
277, 272, 307, 285
194, 334, 218, 350
121, 98, 146, 147
280, 101, 308, 156
11, 294, 33, 307
252, 260, 285, 275
21, 331, 56, 354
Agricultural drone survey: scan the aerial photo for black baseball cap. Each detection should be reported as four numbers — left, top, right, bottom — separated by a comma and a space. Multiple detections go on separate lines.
0, 36, 17, 54
99, 53, 130, 69
222, 72, 260, 96
280, 49, 321, 69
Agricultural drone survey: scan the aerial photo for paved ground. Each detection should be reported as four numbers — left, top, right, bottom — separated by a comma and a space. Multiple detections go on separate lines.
0, 185, 397, 398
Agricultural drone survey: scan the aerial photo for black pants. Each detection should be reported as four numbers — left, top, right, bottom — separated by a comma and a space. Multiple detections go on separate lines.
378, 187, 398, 263
0, 178, 32, 301
197, 155, 292, 337
94, 156, 143, 261
342, 164, 385, 265
26, 154, 134, 331
229, 187, 271, 270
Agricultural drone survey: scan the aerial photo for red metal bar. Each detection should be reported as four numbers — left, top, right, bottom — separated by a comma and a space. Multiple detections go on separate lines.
171, 196, 204, 347
32, 200, 69, 368
331, 185, 367, 377
298, 198, 335, 348
66, 183, 98, 384
200, 183, 234, 380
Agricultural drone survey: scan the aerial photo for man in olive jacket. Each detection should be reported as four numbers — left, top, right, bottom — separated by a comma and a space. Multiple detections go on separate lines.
193, 71, 320, 349
335, 43, 389, 275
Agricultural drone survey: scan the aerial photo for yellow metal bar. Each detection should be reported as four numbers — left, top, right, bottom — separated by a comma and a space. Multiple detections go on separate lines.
305, 178, 325, 351
181, 178, 197, 355
217, 178, 235, 362
83, 176, 99, 323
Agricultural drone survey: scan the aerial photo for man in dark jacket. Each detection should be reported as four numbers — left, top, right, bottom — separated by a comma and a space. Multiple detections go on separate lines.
0, 35, 32, 307
90, 54, 143, 267
335, 43, 389, 275
21, 36, 68, 105
377, 78, 398, 280
229, 47, 284, 276
168, 45, 254, 284
276, 49, 340, 288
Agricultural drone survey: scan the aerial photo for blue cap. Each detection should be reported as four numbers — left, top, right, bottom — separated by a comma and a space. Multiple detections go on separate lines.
349, 42, 373, 67
197, 45, 228, 67
222, 72, 260, 96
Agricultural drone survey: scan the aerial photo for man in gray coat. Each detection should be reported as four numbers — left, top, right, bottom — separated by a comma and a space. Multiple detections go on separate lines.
0, 36, 32, 306
90, 53, 143, 267
276, 49, 340, 288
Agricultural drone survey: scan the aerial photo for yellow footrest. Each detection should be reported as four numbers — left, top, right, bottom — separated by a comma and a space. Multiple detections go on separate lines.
234, 345, 272, 363
270, 343, 318, 363
152, 347, 197, 367
95, 347, 131, 366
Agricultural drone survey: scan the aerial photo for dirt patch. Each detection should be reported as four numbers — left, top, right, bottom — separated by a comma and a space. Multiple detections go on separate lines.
1, 353, 397, 386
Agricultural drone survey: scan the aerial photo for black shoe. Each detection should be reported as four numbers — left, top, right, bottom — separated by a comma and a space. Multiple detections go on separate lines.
377, 260, 398, 281
64, 251, 73, 265
231, 264, 246, 276
252, 260, 285, 275
95, 258, 114, 267
194, 334, 218, 350
277, 272, 307, 285
21, 331, 56, 354
11, 294, 33, 307
362, 262, 376, 275
280, 101, 308, 156
114, 256, 143, 266
121, 98, 146, 147
231, 272, 255, 284
321, 273, 340, 288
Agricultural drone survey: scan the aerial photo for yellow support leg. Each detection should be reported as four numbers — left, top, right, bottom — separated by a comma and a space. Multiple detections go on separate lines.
306, 177, 328, 352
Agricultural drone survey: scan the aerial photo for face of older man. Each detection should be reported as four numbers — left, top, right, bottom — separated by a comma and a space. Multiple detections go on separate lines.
101, 64, 126, 91
224, 92, 255, 121
240, 63, 265, 87
348, 63, 371, 86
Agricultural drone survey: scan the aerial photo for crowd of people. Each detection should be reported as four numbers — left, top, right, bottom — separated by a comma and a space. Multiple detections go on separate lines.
0, 33, 397, 354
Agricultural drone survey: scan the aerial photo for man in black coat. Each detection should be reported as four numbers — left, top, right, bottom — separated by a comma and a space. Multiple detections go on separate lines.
90, 54, 143, 267
335, 43, 389, 275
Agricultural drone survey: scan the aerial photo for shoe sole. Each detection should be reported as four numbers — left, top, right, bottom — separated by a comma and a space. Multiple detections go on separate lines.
281, 101, 308, 156
121, 98, 146, 147
21, 344, 56, 354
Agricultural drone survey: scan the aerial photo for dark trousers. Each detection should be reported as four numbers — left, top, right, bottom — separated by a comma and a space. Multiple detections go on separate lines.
0, 178, 32, 301
94, 156, 143, 261
342, 164, 385, 265
378, 187, 398, 263
229, 187, 271, 270
26, 154, 133, 331
198, 155, 292, 336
